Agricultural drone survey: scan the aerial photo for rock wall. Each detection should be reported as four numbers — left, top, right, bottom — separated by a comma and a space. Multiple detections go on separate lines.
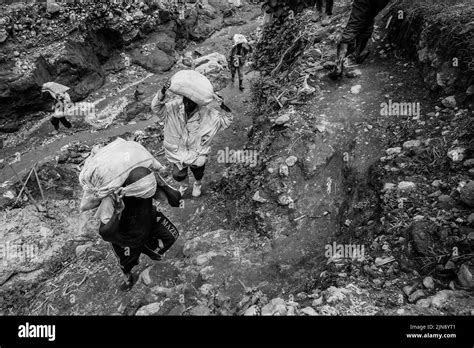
0, 0, 224, 130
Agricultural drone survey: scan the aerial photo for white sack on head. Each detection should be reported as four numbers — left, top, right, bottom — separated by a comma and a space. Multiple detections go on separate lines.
79, 138, 164, 211
168, 70, 222, 106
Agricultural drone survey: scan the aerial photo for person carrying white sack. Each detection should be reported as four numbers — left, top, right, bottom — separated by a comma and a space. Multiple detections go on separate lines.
151, 70, 233, 198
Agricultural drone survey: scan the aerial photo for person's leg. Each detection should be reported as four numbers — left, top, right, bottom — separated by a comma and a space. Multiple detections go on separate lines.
111, 244, 141, 292
190, 164, 205, 197
238, 66, 245, 91
330, 0, 370, 78
59, 117, 72, 129
50, 117, 60, 131
230, 65, 236, 83
326, 0, 334, 15
315, 0, 323, 13
172, 164, 189, 195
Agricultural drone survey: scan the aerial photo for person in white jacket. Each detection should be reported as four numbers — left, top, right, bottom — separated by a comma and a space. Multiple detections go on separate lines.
151, 80, 232, 197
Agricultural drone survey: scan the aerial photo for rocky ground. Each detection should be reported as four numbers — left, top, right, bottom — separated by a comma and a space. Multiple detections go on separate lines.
0, 0, 472, 316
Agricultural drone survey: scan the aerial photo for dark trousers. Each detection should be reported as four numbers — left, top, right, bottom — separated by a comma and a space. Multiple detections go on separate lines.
51, 117, 71, 130
172, 164, 205, 182
112, 212, 179, 274
316, 0, 334, 15
340, 0, 390, 52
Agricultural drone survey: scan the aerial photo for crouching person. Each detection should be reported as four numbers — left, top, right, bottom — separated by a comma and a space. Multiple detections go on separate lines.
96, 167, 180, 292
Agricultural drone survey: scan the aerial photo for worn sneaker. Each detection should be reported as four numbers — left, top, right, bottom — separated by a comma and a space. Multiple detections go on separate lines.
192, 181, 202, 197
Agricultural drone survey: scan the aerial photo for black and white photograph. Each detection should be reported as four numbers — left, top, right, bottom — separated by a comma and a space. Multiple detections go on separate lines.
0, 0, 472, 345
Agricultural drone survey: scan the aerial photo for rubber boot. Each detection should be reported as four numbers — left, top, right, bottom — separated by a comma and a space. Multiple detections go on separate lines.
354, 37, 371, 64
239, 79, 244, 91
329, 42, 348, 79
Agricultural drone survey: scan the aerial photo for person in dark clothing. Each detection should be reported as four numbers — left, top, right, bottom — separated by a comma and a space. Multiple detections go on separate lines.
228, 42, 252, 91
98, 167, 181, 292
330, 0, 391, 78
315, 0, 334, 26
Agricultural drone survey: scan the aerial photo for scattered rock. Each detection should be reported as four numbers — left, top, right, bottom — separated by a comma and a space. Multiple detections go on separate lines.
350, 85, 362, 94
463, 159, 474, 168
315, 124, 326, 133
252, 190, 268, 203
274, 113, 290, 125
46, 2, 62, 14
386, 147, 401, 155
346, 69, 362, 78
135, 302, 161, 316
408, 289, 426, 303
382, 183, 396, 192
325, 286, 348, 304
140, 266, 153, 286
403, 140, 421, 149
199, 284, 214, 295
403, 284, 417, 296
285, 156, 297, 167
460, 181, 474, 207
189, 305, 211, 316
423, 277, 435, 289
457, 264, 473, 288
431, 290, 453, 308
416, 298, 432, 308
279, 164, 289, 177
301, 306, 318, 316
441, 96, 457, 108
244, 305, 258, 316
312, 297, 323, 307
75, 243, 92, 257
447, 147, 466, 163
467, 213, 474, 225
398, 181, 416, 192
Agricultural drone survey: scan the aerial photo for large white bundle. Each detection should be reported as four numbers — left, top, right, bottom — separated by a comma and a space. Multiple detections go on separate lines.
168, 70, 221, 106
233, 34, 248, 46
79, 138, 163, 211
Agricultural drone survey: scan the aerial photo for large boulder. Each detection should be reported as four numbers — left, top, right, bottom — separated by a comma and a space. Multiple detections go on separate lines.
130, 47, 175, 73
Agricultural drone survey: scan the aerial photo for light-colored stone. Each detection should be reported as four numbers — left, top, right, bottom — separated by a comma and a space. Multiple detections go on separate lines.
285, 156, 297, 167
403, 140, 421, 149
350, 85, 362, 94
458, 264, 473, 288
274, 113, 290, 125
398, 181, 416, 192
423, 276, 435, 289
441, 96, 456, 108
135, 302, 161, 316
386, 147, 401, 155
447, 147, 466, 163
431, 290, 453, 308
301, 306, 318, 316
244, 305, 258, 316
408, 289, 426, 303
312, 296, 323, 307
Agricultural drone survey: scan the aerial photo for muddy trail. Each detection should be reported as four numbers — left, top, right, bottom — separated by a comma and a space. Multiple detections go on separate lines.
1, 2, 473, 316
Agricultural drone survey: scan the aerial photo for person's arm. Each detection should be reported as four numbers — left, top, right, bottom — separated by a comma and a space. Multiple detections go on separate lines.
98, 192, 125, 243
151, 81, 171, 121
99, 211, 121, 243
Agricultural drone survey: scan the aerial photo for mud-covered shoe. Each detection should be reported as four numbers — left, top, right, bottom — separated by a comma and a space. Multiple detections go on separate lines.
192, 181, 202, 197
